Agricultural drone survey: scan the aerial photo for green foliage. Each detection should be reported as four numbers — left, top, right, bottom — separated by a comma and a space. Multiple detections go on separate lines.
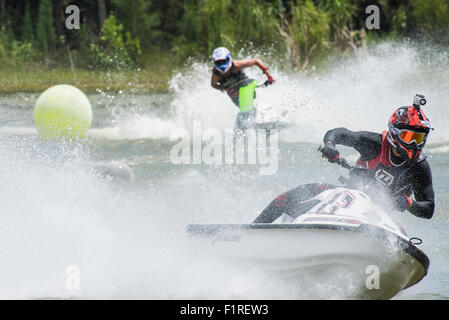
319, 0, 354, 47
0, 25, 36, 68
2, 0, 449, 74
280, 0, 330, 70
36, 0, 56, 56
111, 0, 160, 48
233, 0, 280, 49
173, 0, 280, 63
391, 8, 408, 35
89, 13, 142, 70
410, 0, 449, 33
21, 1, 34, 42
73, 23, 98, 67
178, 0, 233, 58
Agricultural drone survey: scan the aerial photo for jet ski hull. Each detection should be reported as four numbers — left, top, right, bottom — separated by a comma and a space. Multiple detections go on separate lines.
187, 223, 429, 299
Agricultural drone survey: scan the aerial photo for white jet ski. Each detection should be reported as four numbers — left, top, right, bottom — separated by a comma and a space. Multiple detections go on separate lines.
187, 158, 429, 300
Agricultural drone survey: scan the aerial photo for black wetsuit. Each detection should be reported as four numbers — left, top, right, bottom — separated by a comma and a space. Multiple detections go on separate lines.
254, 128, 435, 223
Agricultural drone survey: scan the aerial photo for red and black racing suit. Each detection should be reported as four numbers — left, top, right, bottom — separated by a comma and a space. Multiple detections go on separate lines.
253, 128, 435, 223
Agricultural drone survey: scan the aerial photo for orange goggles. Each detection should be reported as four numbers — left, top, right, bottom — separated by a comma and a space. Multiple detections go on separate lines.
398, 130, 427, 145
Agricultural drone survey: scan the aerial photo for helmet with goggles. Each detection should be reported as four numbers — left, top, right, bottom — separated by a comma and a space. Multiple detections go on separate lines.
387, 94, 432, 161
212, 47, 232, 74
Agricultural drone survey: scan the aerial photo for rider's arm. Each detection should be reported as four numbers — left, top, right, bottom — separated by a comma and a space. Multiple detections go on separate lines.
233, 59, 271, 76
211, 72, 224, 91
323, 128, 382, 161
409, 160, 435, 219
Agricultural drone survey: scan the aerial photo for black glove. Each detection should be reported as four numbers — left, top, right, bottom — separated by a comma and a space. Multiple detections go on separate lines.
320, 142, 340, 163
393, 194, 412, 212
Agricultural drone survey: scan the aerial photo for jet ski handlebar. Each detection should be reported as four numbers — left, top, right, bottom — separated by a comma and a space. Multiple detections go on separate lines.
318, 145, 378, 188
257, 76, 275, 88
317, 145, 353, 170
335, 157, 353, 170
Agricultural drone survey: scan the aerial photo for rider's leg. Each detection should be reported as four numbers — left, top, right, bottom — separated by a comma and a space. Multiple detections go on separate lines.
235, 108, 257, 132
233, 80, 258, 132
253, 183, 336, 223
238, 80, 257, 112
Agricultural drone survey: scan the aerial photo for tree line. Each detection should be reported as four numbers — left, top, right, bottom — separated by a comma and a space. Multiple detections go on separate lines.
0, 0, 448, 71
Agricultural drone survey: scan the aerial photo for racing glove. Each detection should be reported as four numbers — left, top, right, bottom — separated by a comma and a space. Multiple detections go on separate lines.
393, 194, 413, 212
320, 142, 340, 163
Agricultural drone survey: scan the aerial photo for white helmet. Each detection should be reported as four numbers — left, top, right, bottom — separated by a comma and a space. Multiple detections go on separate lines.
212, 47, 232, 74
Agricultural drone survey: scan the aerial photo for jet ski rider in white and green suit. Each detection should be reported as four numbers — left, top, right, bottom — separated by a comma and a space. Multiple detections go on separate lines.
210, 47, 274, 131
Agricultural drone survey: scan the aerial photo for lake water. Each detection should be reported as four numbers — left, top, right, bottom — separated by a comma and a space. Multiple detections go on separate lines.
0, 43, 448, 299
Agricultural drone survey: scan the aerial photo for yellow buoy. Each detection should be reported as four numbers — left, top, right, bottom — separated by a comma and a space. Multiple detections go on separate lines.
34, 84, 93, 139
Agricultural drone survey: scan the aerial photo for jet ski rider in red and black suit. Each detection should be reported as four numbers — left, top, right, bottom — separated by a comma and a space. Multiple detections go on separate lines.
254, 94, 434, 223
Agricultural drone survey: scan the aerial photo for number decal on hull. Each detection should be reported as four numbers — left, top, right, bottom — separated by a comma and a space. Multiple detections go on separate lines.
318, 191, 356, 214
